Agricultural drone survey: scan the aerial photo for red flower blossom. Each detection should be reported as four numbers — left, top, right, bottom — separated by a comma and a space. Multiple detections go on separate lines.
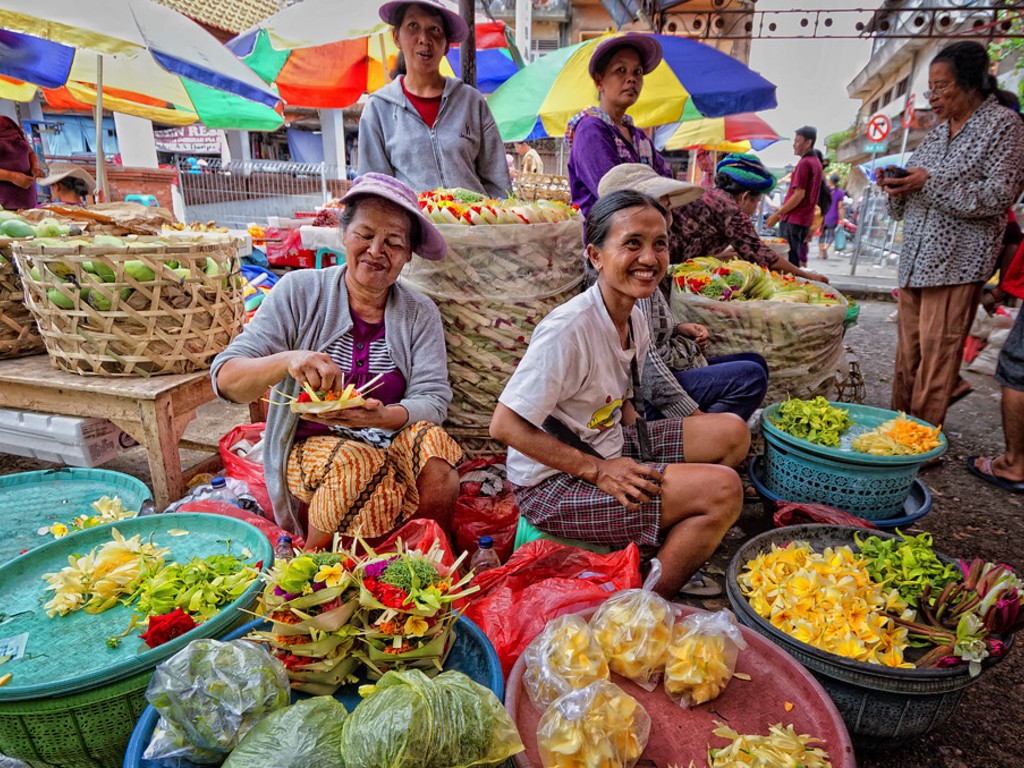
139, 608, 197, 648
363, 578, 412, 609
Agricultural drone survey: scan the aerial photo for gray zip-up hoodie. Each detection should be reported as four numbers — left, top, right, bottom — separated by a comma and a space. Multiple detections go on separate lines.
358, 77, 512, 198
210, 265, 452, 536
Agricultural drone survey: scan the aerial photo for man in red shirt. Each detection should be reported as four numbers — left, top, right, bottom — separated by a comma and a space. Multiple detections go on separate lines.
767, 126, 823, 266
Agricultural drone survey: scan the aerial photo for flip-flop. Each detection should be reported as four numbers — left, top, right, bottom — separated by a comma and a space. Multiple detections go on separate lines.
966, 455, 1024, 493
678, 571, 722, 598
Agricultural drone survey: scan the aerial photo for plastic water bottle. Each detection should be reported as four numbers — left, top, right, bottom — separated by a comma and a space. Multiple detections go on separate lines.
274, 535, 294, 563
205, 476, 240, 506
470, 536, 501, 575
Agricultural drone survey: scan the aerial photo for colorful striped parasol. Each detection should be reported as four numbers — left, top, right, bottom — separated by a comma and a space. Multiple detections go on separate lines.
488, 32, 777, 142
653, 113, 781, 152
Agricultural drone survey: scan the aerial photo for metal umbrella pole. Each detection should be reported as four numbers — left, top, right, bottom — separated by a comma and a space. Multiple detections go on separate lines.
94, 54, 109, 202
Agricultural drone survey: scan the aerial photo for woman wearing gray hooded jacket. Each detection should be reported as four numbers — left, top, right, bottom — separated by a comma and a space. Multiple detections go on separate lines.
358, 0, 511, 198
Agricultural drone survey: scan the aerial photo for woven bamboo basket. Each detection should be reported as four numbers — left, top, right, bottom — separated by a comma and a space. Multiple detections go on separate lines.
514, 173, 572, 204
401, 218, 584, 453
0, 240, 45, 360
13, 236, 243, 376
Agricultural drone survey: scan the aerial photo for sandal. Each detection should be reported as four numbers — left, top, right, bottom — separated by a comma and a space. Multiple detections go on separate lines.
678, 571, 722, 598
949, 378, 974, 406
966, 456, 1024, 493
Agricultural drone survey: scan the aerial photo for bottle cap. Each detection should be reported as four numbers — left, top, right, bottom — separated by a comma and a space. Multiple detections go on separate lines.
211, 476, 227, 488
277, 535, 293, 544
478, 535, 494, 548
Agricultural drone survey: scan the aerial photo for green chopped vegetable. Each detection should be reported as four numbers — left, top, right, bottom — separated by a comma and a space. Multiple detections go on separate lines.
379, 558, 443, 592
772, 397, 852, 447
855, 530, 961, 607
340, 670, 524, 768
224, 696, 347, 768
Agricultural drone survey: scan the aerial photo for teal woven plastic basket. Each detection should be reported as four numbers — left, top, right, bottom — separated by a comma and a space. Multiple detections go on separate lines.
761, 402, 947, 520
0, 468, 153, 567
0, 513, 272, 768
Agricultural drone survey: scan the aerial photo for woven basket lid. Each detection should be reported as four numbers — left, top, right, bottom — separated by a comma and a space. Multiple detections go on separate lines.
0, 513, 272, 701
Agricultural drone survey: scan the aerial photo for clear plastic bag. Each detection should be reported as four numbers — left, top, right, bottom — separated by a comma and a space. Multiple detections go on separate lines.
536, 680, 651, 768
588, 560, 675, 691
339, 669, 524, 768
664, 609, 748, 708
523, 614, 609, 708
142, 639, 291, 764
223, 696, 347, 768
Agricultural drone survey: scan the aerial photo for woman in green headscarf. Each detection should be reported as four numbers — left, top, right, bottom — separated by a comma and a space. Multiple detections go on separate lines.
669, 153, 827, 283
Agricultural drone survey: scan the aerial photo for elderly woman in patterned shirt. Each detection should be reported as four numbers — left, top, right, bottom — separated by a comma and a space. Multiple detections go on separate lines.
878, 41, 1024, 430
666, 153, 827, 284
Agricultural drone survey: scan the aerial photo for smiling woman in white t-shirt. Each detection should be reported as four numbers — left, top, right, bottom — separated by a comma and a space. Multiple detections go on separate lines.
489, 190, 749, 599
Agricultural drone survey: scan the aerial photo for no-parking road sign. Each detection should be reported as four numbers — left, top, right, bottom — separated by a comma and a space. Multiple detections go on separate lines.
866, 114, 891, 143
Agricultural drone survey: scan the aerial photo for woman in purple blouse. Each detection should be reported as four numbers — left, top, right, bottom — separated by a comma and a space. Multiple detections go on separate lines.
565, 34, 672, 220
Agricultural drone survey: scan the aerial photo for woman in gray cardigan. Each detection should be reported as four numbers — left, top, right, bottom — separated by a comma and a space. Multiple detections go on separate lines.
212, 174, 461, 548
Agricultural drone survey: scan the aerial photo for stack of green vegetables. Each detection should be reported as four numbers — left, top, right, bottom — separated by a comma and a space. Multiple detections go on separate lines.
673, 258, 842, 305
771, 397, 853, 447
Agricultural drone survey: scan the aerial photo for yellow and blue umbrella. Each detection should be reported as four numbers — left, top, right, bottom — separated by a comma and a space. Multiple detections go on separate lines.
489, 32, 777, 142
653, 113, 781, 152
0, 0, 283, 130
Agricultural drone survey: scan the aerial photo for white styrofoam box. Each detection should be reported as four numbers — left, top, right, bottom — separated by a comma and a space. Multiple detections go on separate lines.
0, 408, 138, 468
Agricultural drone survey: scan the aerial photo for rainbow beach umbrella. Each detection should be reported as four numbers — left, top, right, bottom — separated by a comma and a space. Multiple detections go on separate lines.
488, 32, 777, 142
653, 112, 781, 153
0, 0, 283, 129
229, 8, 520, 108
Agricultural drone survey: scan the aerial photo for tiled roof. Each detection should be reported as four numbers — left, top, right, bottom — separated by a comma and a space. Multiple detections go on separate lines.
154, 0, 280, 35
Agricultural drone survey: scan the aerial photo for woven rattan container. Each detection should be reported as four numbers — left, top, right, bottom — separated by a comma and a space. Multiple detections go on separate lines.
0, 240, 45, 360
13, 235, 243, 376
401, 218, 584, 453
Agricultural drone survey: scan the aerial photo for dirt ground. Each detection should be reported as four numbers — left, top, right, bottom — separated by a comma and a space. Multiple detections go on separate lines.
694, 300, 1024, 768
1, 299, 1021, 767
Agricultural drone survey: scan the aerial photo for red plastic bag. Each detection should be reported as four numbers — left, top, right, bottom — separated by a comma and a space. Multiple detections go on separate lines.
358, 518, 457, 568
453, 457, 519, 562
463, 540, 642, 677
219, 423, 272, 516
175, 501, 307, 550
773, 501, 878, 529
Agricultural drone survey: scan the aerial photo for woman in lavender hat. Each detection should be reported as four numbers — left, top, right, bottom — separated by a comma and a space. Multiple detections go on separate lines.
213, 173, 463, 548
358, 0, 512, 198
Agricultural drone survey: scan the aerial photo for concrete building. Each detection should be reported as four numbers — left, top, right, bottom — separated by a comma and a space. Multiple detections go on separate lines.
478, 0, 754, 62
837, 0, 1011, 168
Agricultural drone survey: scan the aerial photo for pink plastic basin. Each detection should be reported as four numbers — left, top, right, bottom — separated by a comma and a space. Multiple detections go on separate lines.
505, 605, 856, 768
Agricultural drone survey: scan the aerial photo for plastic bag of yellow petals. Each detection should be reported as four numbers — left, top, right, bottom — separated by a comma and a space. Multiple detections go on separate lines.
589, 559, 675, 691
664, 609, 748, 708
523, 614, 609, 708
537, 680, 651, 768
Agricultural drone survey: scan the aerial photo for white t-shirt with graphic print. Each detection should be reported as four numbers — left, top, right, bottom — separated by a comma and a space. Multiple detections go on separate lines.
498, 284, 649, 487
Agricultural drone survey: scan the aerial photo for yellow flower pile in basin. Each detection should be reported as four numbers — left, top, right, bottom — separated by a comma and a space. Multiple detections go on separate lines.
589, 561, 675, 691
738, 542, 914, 667
664, 609, 747, 708
701, 721, 833, 767
523, 614, 609, 708
537, 680, 650, 768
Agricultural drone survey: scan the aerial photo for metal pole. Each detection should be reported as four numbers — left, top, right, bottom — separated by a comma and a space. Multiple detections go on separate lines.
850, 152, 876, 276
459, 0, 476, 87
515, 0, 533, 64
95, 55, 109, 202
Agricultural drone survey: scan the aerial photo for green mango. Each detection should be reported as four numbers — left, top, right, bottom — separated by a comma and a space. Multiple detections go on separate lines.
82, 260, 116, 282
47, 287, 75, 309
124, 260, 155, 282
0, 211, 24, 224
29, 266, 41, 282
86, 290, 112, 311
0, 219, 36, 238
91, 234, 125, 249
163, 259, 179, 269
47, 261, 74, 279
171, 267, 191, 281
35, 217, 69, 238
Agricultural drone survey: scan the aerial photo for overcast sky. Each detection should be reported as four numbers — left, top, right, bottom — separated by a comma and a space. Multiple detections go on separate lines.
746, 1, 877, 167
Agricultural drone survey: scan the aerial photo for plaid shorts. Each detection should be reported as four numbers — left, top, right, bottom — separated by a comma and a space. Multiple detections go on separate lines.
512, 418, 685, 548
996, 309, 1024, 392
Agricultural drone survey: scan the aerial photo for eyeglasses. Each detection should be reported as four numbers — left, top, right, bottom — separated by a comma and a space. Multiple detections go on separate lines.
924, 83, 956, 100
